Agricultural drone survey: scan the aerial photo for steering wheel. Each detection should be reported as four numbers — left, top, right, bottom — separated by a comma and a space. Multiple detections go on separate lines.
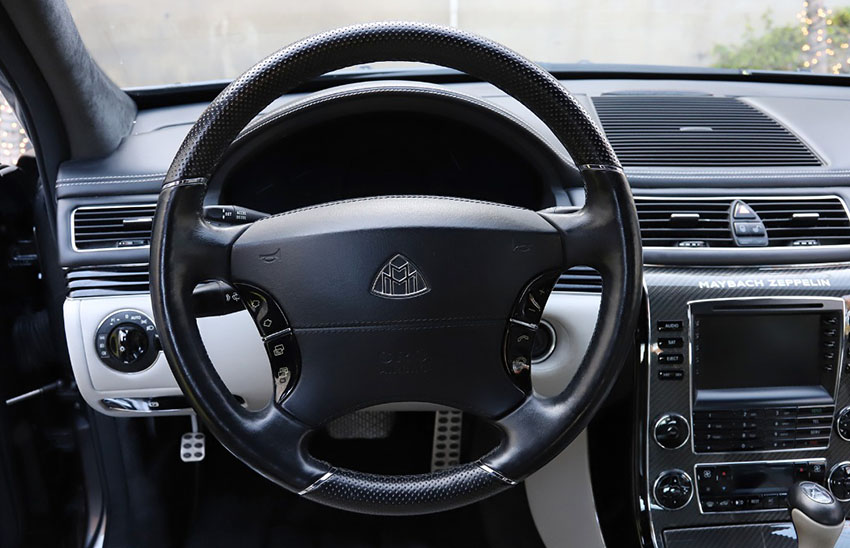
151, 21, 642, 516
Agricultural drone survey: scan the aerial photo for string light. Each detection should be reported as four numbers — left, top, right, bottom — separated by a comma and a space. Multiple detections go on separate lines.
796, 1, 850, 75
0, 94, 32, 163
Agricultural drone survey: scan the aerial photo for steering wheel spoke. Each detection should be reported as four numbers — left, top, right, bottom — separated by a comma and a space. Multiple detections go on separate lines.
540, 166, 638, 275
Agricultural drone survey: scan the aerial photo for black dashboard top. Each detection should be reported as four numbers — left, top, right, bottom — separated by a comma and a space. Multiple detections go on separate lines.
54, 76, 850, 268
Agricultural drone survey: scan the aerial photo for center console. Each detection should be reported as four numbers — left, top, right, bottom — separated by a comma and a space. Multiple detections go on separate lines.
643, 266, 850, 546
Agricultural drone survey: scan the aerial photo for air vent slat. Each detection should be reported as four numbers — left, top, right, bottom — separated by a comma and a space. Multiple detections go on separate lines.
636, 196, 850, 248
73, 204, 157, 251
748, 197, 850, 246
554, 266, 602, 293
592, 96, 821, 167
634, 198, 735, 247
66, 265, 150, 298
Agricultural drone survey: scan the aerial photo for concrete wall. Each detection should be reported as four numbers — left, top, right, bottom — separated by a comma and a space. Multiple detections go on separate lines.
66, 0, 804, 87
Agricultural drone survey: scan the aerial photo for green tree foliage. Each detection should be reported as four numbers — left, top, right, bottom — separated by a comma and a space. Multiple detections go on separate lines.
712, 7, 850, 73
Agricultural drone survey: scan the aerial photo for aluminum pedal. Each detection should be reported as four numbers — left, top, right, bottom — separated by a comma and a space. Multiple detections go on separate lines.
431, 410, 462, 472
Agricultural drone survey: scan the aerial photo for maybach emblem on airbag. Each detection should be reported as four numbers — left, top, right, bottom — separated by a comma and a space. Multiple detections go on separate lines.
371, 254, 430, 299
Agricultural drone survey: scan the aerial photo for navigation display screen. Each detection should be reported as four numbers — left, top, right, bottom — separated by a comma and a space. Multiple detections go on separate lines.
693, 313, 823, 391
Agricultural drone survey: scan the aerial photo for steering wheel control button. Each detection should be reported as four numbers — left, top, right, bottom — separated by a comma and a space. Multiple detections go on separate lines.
828, 462, 850, 501
263, 332, 300, 403
511, 274, 558, 325
95, 310, 159, 373
236, 284, 289, 336
654, 470, 693, 510
653, 414, 690, 450
505, 323, 536, 374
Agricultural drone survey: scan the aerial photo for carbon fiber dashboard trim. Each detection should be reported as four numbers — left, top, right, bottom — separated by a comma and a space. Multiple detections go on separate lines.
643, 265, 850, 547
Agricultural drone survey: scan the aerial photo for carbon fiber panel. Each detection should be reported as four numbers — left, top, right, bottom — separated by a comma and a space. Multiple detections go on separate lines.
644, 264, 850, 547
665, 521, 850, 547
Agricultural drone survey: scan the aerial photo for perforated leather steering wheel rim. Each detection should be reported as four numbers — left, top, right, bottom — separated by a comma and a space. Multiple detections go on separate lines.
150, 21, 642, 516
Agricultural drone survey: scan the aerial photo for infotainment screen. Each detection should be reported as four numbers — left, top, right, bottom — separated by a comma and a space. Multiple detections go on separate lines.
693, 313, 824, 391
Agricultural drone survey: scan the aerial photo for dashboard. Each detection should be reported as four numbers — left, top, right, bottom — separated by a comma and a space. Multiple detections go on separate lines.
55, 75, 850, 547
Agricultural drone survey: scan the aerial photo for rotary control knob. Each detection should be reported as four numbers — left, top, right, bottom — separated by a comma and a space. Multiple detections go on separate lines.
108, 324, 149, 365
836, 407, 850, 441
95, 310, 159, 373
653, 413, 690, 449
654, 470, 693, 510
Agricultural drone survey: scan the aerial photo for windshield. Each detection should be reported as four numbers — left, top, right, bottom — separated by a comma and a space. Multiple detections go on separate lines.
66, 0, 850, 88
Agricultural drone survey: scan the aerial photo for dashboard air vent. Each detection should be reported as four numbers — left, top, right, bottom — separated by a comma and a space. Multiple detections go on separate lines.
635, 198, 735, 247
66, 265, 149, 298
554, 266, 602, 293
592, 95, 821, 167
749, 197, 850, 247
72, 204, 156, 251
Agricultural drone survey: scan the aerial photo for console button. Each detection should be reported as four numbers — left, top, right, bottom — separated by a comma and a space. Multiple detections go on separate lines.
795, 438, 829, 448
762, 495, 780, 509
657, 320, 683, 332
733, 222, 765, 236
732, 201, 756, 219
654, 470, 693, 510
658, 353, 684, 365
658, 337, 683, 349
657, 369, 684, 380
798, 416, 832, 427
769, 440, 795, 450
714, 498, 732, 511
767, 408, 797, 418
654, 414, 690, 449
796, 426, 831, 438
771, 418, 796, 429
799, 406, 834, 417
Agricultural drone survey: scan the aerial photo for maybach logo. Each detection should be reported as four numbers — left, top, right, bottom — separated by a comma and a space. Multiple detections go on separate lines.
697, 278, 831, 289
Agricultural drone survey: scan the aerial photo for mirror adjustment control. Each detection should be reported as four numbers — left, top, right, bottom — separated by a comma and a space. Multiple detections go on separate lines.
95, 310, 159, 373
654, 413, 690, 449
654, 470, 693, 510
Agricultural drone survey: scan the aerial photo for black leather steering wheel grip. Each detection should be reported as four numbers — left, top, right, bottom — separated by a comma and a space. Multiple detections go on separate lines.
151, 21, 642, 515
